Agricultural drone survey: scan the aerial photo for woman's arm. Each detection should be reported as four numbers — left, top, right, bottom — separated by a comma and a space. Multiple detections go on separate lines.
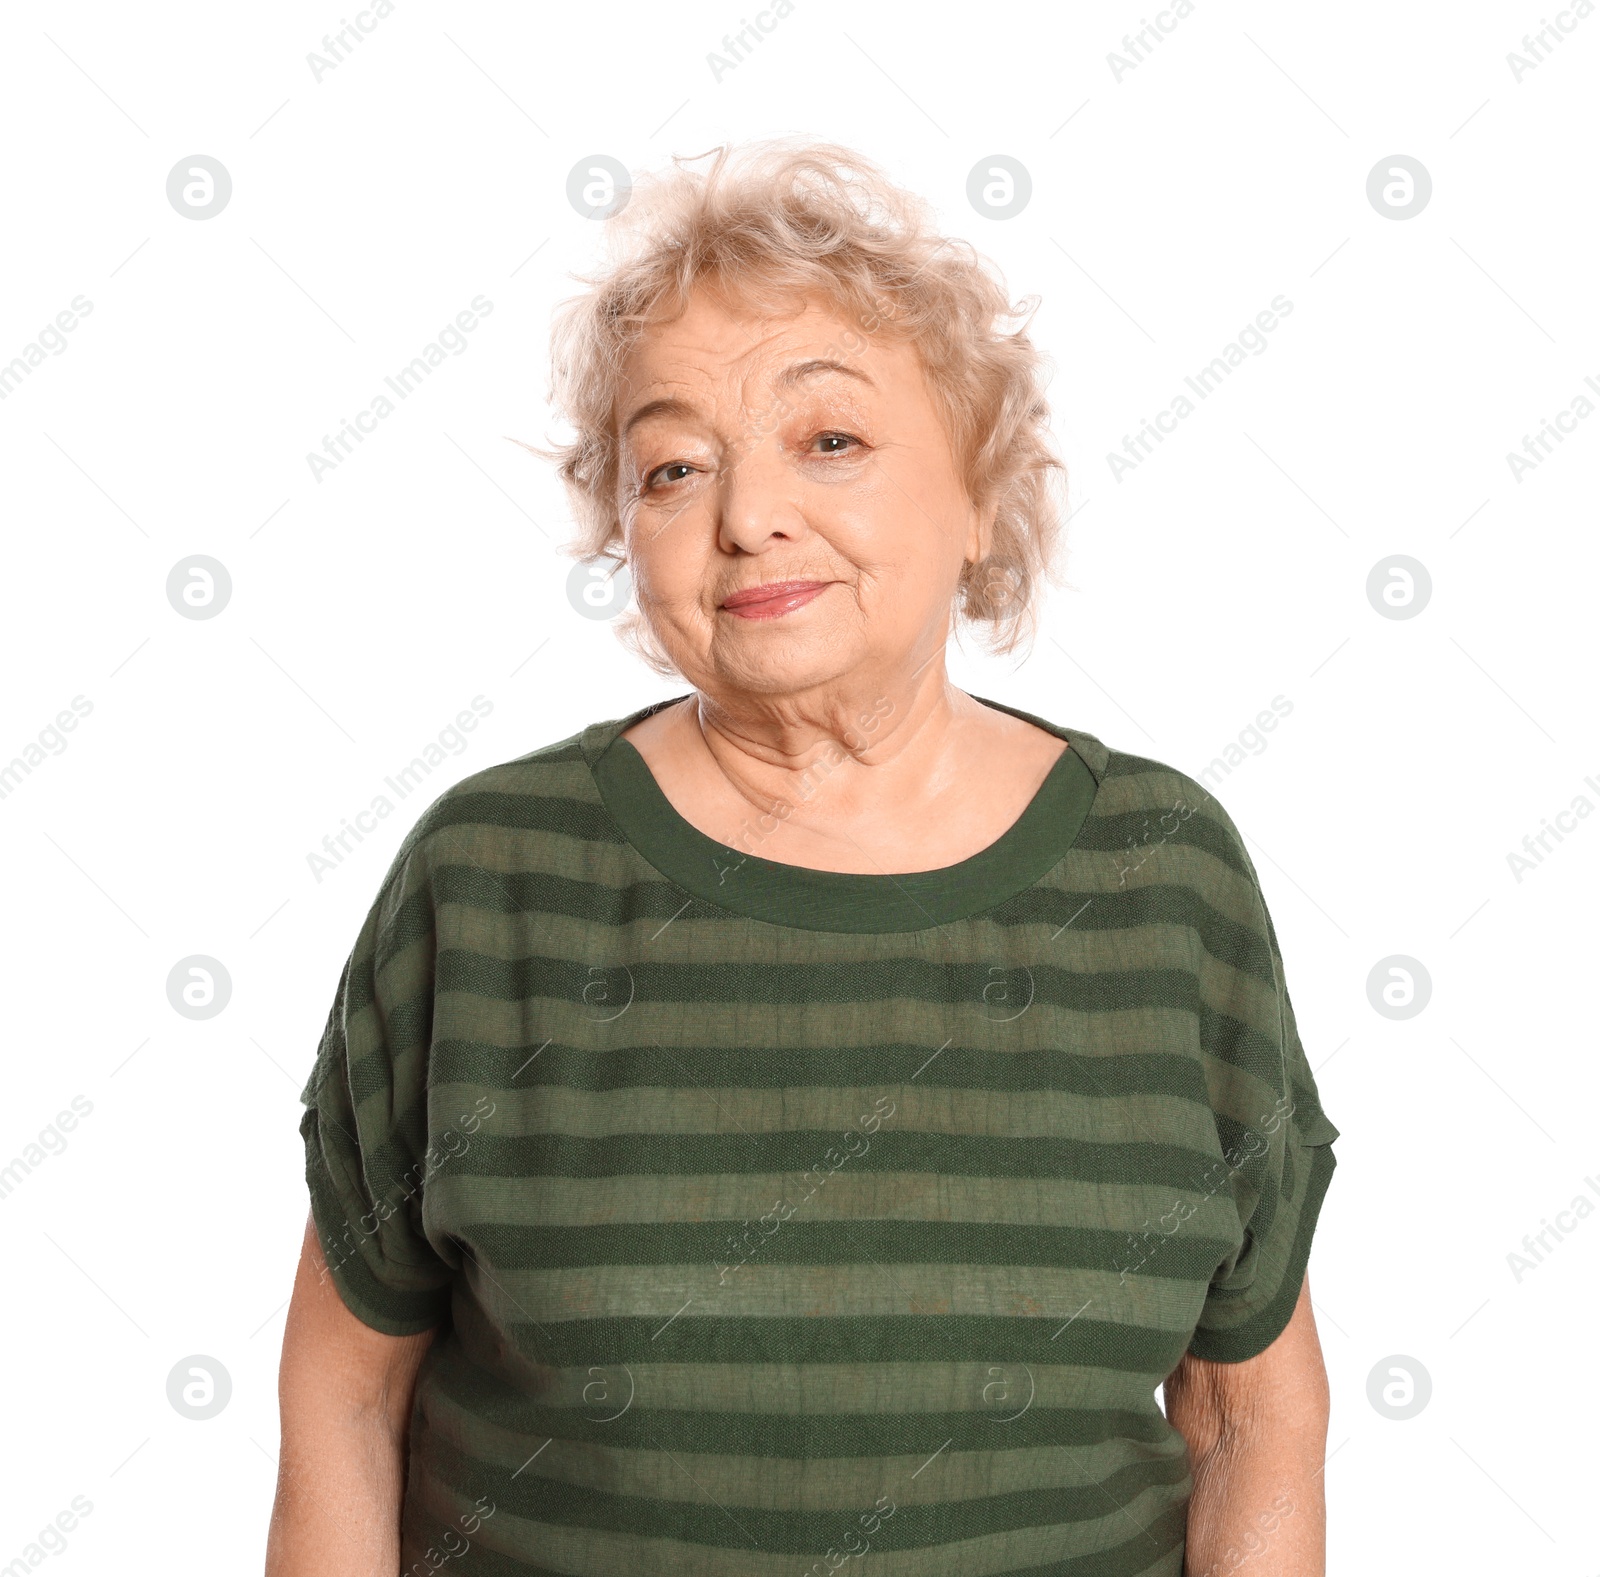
265, 1214, 439, 1576
1164, 1274, 1330, 1577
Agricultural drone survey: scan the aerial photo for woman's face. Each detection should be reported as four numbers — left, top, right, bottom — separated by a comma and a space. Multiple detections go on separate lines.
614, 285, 990, 700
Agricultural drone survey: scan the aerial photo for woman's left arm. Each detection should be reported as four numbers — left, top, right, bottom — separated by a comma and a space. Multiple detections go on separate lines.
1164, 1273, 1330, 1577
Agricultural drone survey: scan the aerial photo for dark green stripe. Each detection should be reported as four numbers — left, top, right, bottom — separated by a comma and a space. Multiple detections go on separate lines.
455, 1219, 1234, 1276
428, 1041, 1212, 1100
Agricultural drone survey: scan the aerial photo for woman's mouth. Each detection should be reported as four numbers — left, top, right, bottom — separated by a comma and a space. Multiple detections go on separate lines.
718, 580, 833, 620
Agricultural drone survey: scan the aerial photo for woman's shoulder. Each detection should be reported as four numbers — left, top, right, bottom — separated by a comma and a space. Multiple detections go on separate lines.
988, 699, 1244, 862
1069, 727, 1260, 892
378, 714, 636, 881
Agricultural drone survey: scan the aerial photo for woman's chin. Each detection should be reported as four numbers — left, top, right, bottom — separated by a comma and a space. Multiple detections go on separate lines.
703, 640, 863, 699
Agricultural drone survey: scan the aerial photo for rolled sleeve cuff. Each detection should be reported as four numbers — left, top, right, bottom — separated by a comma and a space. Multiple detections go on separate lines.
301, 1108, 452, 1337
1186, 1140, 1337, 1364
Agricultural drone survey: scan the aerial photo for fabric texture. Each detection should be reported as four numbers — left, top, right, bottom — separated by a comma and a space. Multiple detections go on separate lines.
298, 693, 1339, 1576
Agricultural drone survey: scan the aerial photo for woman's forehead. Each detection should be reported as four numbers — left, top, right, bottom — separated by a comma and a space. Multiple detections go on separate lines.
629, 292, 865, 369
618, 292, 915, 420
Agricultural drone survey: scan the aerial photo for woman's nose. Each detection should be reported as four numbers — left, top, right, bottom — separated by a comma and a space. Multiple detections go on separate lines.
714, 433, 803, 553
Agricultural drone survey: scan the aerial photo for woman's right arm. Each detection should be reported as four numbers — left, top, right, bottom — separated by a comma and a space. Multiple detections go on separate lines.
265, 1213, 439, 1577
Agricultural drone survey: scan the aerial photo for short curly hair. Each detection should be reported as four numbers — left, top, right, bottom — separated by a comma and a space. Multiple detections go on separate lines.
527, 138, 1068, 675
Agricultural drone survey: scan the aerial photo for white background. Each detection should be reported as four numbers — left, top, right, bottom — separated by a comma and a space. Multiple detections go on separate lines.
1, 0, 1595, 1571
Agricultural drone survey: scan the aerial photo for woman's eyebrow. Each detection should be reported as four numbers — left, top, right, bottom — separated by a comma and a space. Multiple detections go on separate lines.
620, 394, 699, 438
774, 357, 876, 391
622, 359, 875, 438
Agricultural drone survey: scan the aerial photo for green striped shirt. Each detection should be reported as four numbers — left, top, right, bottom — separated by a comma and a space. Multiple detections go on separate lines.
299, 692, 1339, 1576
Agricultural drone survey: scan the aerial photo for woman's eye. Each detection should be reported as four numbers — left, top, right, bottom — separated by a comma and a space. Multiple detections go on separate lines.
645, 462, 694, 490
645, 434, 859, 489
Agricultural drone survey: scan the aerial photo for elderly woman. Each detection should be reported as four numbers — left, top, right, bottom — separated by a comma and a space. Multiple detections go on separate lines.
267, 142, 1339, 1577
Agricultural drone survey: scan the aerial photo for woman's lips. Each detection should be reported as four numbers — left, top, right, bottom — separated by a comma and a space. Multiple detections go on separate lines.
719, 580, 832, 620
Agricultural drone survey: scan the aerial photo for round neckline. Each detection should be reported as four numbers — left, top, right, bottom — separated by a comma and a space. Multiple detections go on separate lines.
582, 693, 1103, 933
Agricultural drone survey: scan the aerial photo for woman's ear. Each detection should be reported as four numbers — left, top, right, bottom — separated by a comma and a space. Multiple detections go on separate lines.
965, 495, 1000, 567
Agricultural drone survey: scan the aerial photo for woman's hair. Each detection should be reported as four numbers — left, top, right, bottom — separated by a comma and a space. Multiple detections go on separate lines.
529, 138, 1068, 674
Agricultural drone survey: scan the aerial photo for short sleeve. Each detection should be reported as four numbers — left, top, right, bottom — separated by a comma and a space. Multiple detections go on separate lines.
299, 834, 454, 1336
1186, 836, 1340, 1364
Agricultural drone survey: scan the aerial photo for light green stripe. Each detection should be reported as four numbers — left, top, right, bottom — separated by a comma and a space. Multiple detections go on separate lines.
428, 1169, 1240, 1233
449, 1260, 1211, 1327
427, 1080, 1224, 1142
